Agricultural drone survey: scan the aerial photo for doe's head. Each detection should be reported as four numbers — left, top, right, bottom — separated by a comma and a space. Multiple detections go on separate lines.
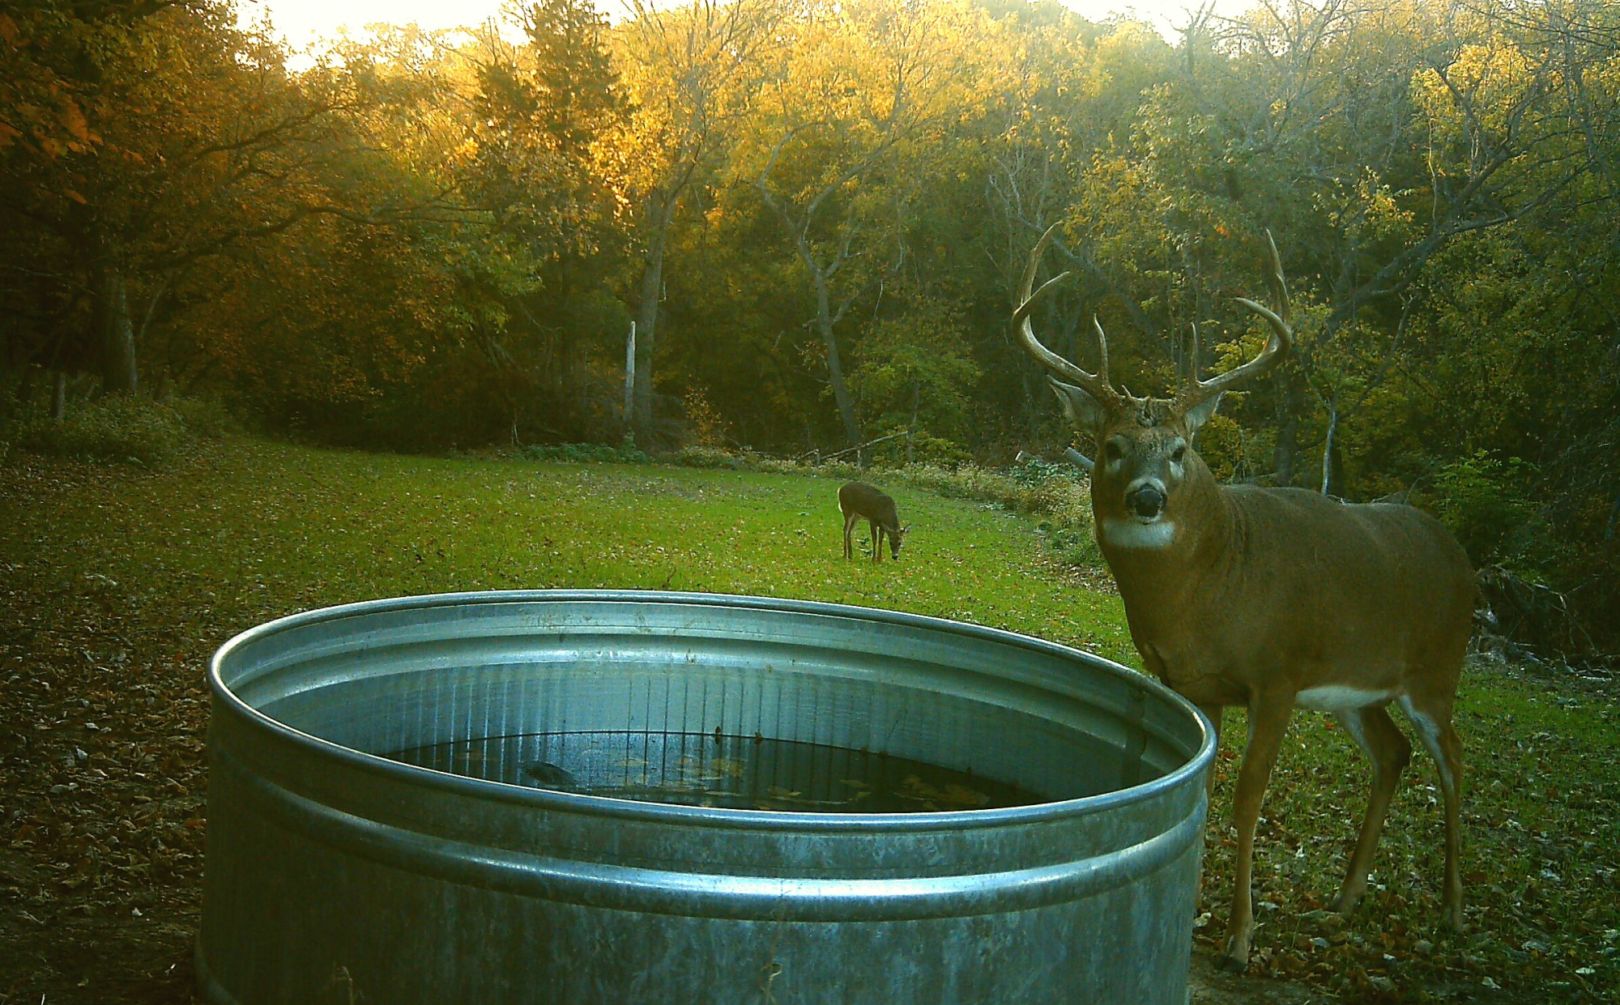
888, 524, 909, 559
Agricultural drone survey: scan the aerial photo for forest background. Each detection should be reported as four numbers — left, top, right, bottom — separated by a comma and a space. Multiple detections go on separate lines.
2, 0, 1617, 657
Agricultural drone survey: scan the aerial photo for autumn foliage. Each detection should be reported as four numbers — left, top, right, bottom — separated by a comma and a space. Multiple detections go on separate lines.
1, 0, 1617, 652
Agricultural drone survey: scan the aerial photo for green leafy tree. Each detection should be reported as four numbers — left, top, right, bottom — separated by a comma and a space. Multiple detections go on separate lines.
848, 289, 981, 458
610, 0, 785, 441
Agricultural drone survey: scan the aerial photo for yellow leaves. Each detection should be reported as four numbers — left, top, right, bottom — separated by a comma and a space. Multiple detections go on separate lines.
732, 0, 1012, 187
7, 95, 94, 158
1312, 168, 1413, 246
60, 97, 94, 145
1356, 171, 1411, 228
1448, 43, 1535, 102
1413, 40, 1545, 144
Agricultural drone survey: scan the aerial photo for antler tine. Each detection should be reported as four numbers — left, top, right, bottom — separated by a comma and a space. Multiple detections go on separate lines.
1093, 316, 1112, 386
1260, 227, 1290, 312
1014, 223, 1121, 405
1181, 229, 1293, 404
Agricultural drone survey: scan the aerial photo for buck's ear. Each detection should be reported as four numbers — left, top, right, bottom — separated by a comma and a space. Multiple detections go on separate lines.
1048, 378, 1109, 432
1182, 392, 1224, 438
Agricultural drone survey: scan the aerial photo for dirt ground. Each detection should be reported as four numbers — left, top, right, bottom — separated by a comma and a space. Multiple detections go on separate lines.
1190, 954, 1330, 1005
0, 619, 1319, 998
0, 572, 1321, 1005
0, 875, 1321, 1005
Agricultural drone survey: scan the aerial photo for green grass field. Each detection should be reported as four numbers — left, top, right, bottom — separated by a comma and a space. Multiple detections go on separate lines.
1, 439, 1615, 1003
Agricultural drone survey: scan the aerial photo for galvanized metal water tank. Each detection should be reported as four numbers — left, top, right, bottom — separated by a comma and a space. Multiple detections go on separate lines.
197, 591, 1213, 1004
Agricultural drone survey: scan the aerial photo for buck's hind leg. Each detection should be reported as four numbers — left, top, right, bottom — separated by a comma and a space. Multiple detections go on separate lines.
1398, 692, 1466, 930
1330, 704, 1411, 917
842, 512, 858, 559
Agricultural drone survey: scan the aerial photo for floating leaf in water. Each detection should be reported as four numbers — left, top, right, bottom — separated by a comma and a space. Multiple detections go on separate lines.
940, 783, 991, 809
523, 762, 580, 791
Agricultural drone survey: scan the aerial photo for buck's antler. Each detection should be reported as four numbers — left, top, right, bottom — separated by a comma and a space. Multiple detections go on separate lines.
1176, 230, 1293, 410
1014, 223, 1125, 409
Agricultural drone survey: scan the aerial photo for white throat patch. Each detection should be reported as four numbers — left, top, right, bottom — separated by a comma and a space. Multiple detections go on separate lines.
1100, 518, 1177, 550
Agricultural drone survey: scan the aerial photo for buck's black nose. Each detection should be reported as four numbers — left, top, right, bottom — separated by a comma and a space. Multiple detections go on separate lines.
1127, 485, 1166, 519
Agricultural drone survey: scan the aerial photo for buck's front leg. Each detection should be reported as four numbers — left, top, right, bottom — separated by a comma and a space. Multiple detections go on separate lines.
1190, 703, 1224, 911
1220, 693, 1292, 972
1198, 703, 1224, 800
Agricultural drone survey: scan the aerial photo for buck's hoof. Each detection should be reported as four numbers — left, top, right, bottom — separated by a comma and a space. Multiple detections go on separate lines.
1328, 891, 1360, 917
1217, 937, 1250, 973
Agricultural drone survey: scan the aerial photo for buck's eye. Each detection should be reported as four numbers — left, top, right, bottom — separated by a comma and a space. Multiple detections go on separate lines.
1171, 443, 1187, 463
1104, 440, 1125, 462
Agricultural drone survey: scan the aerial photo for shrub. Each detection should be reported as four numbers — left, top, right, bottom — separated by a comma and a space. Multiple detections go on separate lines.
1010, 455, 1080, 487
170, 395, 242, 438
1040, 522, 1103, 569
1430, 451, 1545, 568
521, 435, 651, 465
11, 393, 218, 466
669, 445, 742, 469
865, 432, 973, 468
681, 388, 730, 449
899, 462, 1088, 519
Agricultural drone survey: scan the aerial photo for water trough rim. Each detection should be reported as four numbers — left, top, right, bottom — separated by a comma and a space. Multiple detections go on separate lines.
208, 589, 1214, 832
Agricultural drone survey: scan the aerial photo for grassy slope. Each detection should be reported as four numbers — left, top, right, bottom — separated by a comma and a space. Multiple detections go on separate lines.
60, 439, 1135, 661
1, 438, 1615, 1003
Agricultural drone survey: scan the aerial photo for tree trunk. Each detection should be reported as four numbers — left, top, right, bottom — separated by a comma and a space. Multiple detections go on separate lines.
1272, 368, 1303, 486
631, 241, 662, 439
812, 271, 862, 448
623, 321, 636, 433
906, 383, 919, 464
755, 155, 869, 451
96, 267, 138, 395
631, 194, 678, 442
1320, 399, 1341, 496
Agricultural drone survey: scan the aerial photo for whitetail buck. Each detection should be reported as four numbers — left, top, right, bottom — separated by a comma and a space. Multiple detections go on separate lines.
1015, 226, 1476, 971
838, 482, 907, 562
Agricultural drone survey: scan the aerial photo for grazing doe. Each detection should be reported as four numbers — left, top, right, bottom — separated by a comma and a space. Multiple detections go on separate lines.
838, 482, 907, 562
1014, 225, 1476, 971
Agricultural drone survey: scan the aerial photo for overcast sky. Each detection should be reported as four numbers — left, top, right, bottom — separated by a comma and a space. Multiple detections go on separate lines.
235, 0, 1251, 51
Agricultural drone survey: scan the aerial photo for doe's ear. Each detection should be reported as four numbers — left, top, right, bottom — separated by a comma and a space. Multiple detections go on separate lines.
1182, 391, 1224, 438
1047, 378, 1109, 433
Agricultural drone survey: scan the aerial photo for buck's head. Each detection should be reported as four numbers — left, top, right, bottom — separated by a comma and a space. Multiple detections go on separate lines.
1014, 226, 1293, 549
1049, 383, 1226, 547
